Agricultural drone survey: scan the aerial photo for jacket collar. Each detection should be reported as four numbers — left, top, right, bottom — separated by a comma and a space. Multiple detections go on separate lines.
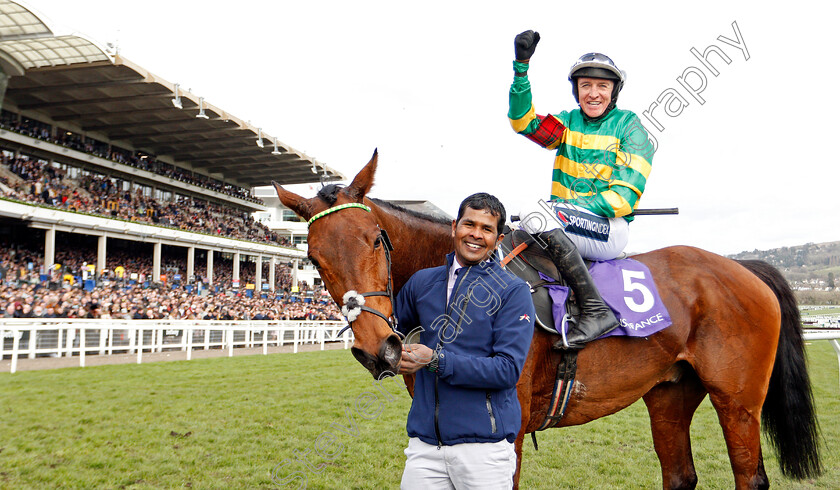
445, 251, 500, 273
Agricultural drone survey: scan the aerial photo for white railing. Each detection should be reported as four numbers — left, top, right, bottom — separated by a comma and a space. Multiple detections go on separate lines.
4, 320, 837, 386
802, 315, 840, 328
1, 319, 351, 373
803, 328, 840, 391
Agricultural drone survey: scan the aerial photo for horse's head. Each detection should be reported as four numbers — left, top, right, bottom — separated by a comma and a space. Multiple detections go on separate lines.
273, 150, 402, 379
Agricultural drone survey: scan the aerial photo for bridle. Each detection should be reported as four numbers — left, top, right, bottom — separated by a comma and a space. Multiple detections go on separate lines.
307, 203, 401, 339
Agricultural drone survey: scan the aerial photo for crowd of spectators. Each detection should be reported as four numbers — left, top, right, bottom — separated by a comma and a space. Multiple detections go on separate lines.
0, 111, 341, 324
1, 283, 341, 322
1, 243, 340, 322
0, 110, 260, 203
0, 153, 291, 246
0, 239, 302, 295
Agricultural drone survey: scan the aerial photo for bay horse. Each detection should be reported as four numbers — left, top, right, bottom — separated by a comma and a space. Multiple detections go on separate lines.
273, 151, 821, 489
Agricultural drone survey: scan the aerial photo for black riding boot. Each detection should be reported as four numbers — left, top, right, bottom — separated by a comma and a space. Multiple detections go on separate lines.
543, 229, 619, 350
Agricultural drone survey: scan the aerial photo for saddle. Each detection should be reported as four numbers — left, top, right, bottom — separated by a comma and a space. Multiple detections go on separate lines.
499, 228, 584, 334
499, 228, 670, 433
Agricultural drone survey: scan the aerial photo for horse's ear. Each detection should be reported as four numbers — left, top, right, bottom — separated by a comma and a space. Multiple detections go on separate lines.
346, 149, 377, 202
272, 181, 314, 221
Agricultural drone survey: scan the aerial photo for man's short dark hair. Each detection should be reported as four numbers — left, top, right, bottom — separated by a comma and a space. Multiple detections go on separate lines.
456, 193, 506, 234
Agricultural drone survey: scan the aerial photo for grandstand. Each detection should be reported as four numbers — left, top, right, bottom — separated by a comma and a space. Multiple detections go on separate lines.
0, 0, 345, 323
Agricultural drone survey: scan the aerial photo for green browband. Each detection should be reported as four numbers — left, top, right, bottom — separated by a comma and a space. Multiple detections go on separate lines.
307, 203, 372, 227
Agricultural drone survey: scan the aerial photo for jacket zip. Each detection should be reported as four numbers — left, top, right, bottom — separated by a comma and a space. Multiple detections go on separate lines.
435, 294, 470, 448
434, 375, 442, 448
434, 265, 472, 448
486, 393, 497, 433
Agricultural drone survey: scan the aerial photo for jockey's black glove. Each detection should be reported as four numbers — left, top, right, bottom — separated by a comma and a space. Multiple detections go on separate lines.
514, 30, 540, 61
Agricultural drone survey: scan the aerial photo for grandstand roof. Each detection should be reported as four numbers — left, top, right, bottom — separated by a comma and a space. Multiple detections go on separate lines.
0, 0, 344, 188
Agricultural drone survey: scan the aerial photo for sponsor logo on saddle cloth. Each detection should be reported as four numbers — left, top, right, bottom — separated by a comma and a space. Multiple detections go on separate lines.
540, 258, 672, 338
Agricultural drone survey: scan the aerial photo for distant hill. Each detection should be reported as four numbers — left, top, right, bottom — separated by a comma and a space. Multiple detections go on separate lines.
728, 240, 840, 304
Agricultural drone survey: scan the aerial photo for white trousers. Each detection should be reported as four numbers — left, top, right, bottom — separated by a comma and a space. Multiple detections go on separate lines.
514, 201, 629, 261
400, 437, 516, 489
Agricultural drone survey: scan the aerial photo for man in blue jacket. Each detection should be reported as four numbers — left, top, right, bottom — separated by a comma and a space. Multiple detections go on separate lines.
396, 192, 535, 489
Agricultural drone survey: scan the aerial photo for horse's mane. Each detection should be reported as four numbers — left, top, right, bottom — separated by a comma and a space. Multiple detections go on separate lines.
316, 184, 450, 226
370, 198, 451, 226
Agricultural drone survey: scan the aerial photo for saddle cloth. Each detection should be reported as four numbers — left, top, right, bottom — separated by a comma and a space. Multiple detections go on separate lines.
499, 230, 672, 339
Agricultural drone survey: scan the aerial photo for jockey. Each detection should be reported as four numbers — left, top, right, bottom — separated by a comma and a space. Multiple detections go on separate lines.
507, 30, 655, 350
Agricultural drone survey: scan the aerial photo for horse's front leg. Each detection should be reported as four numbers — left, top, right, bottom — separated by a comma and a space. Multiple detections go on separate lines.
513, 430, 525, 489
401, 373, 415, 398
513, 358, 535, 489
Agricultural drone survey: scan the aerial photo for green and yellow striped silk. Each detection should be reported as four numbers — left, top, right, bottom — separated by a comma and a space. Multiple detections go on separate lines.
509, 73, 654, 222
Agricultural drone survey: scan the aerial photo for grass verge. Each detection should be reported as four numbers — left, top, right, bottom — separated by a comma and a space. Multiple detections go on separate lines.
0, 341, 837, 488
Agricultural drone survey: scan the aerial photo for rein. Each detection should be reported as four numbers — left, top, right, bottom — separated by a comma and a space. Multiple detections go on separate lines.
307, 203, 401, 339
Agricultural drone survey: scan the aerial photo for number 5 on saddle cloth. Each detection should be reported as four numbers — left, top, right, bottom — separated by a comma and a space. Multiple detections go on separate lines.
499, 228, 672, 340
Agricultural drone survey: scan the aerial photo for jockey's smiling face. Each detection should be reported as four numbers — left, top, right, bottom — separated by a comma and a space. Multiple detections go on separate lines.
577, 77, 614, 118
451, 208, 504, 266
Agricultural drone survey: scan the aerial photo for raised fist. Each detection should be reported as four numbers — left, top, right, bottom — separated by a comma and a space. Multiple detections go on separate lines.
514, 30, 540, 61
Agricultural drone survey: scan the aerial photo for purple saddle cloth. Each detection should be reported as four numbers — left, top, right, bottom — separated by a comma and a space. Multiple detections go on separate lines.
540, 257, 672, 338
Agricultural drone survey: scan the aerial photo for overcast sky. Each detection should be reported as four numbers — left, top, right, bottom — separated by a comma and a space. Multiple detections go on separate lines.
22, 0, 840, 256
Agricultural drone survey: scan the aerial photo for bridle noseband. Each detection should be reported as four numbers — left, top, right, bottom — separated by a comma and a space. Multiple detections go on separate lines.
307, 203, 401, 339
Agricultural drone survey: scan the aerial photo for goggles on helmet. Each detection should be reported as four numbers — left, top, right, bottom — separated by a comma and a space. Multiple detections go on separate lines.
568, 52, 625, 84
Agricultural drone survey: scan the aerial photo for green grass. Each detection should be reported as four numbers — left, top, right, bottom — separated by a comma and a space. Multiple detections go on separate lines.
1, 342, 838, 489
801, 306, 840, 317
816, 266, 840, 277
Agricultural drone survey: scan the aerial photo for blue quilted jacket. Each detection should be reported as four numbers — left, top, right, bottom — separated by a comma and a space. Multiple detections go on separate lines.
395, 252, 535, 445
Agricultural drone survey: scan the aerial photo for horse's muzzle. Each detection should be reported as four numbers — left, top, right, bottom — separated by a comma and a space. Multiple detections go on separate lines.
351, 334, 402, 379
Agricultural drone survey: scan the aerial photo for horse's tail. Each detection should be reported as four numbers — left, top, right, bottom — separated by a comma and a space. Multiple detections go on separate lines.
737, 259, 822, 479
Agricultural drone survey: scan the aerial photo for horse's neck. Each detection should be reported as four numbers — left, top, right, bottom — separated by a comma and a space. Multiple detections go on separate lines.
372, 205, 452, 292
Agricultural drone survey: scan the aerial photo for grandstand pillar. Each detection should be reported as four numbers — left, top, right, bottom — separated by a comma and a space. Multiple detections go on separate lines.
292, 259, 299, 290
44, 226, 56, 270
152, 242, 162, 283
0, 66, 8, 113
207, 249, 214, 286
187, 246, 195, 283
255, 255, 262, 294
233, 252, 241, 286
97, 235, 107, 278
269, 257, 276, 291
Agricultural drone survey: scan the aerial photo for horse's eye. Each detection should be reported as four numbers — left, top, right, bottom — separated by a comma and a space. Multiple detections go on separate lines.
308, 257, 320, 268
373, 236, 382, 249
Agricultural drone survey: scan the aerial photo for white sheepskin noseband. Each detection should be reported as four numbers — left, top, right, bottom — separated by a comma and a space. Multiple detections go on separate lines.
341, 290, 365, 322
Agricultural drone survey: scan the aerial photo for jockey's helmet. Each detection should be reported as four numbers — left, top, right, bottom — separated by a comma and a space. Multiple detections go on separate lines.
568, 53, 625, 109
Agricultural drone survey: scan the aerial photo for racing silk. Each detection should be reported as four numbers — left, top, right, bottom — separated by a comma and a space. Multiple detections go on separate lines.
508, 70, 655, 222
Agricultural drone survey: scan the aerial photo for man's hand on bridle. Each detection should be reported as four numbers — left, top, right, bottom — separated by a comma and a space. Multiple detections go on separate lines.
399, 343, 433, 374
